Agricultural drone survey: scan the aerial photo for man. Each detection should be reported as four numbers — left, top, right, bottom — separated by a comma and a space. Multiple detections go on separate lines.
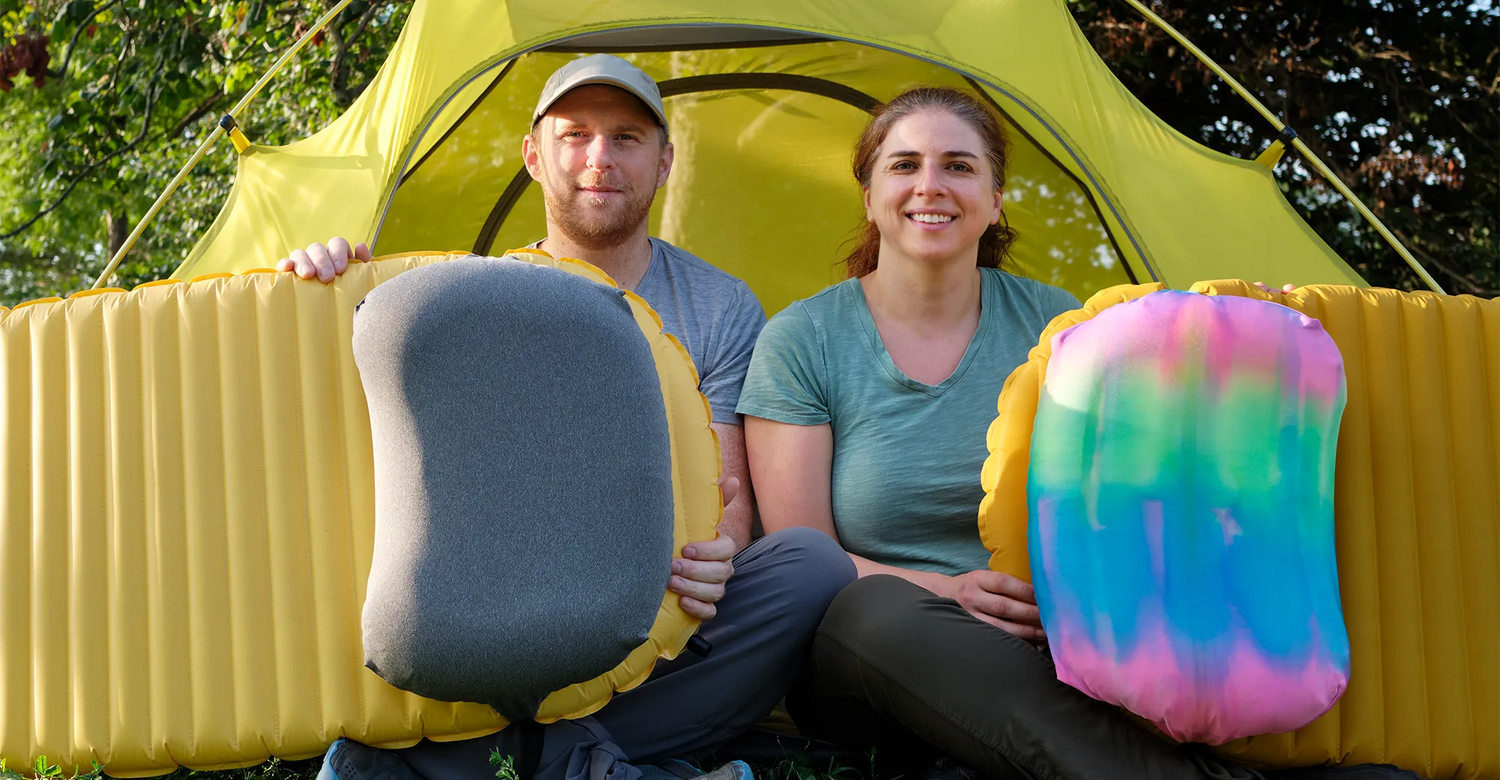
290, 56, 854, 780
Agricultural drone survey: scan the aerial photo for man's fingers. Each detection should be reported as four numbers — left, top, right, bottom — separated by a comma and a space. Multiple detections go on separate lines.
670, 557, 732, 585
288, 249, 315, 279
327, 237, 353, 276
678, 596, 717, 621
669, 575, 725, 605
354, 241, 373, 262
306, 242, 335, 282
275, 257, 293, 272
717, 475, 741, 508
682, 534, 736, 562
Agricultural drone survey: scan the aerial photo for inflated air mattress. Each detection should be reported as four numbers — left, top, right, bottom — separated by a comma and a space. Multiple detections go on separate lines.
0, 251, 721, 777
979, 281, 1498, 778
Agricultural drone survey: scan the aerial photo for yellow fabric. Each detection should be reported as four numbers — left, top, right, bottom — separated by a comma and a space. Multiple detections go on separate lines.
978, 283, 1499, 778
0, 253, 720, 777
170, 0, 1365, 313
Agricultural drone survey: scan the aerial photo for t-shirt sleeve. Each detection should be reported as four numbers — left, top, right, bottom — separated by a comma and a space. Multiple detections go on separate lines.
735, 304, 830, 426
699, 281, 767, 425
1043, 283, 1083, 320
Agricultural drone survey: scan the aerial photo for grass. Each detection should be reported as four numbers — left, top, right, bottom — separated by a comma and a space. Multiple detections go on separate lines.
0, 753, 872, 780
0, 757, 326, 780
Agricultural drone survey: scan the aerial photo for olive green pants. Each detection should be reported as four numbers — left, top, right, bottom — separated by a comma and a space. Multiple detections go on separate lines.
788, 574, 1233, 780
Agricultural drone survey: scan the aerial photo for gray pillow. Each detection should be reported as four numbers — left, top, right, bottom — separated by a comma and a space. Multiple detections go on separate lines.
354, 256, 674, 722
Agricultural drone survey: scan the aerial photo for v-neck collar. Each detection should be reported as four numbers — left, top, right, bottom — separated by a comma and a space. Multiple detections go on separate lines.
850, 271, 991, 399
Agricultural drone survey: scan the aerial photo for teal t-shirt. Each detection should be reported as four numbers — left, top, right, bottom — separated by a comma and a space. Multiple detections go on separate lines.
737, 268, 1080, 576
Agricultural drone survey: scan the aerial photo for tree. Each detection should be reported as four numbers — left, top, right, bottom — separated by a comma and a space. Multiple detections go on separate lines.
0, 0, 409, 305
1067, 0, 1498, 296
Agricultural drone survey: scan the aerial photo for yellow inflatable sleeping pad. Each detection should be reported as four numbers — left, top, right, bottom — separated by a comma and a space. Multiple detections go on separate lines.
0, 251, 722, 777
979, 281, 1498, 779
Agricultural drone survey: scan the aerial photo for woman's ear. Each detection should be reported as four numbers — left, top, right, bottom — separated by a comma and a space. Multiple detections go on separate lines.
863, 187, 874, 223
992, 188, 1004, 225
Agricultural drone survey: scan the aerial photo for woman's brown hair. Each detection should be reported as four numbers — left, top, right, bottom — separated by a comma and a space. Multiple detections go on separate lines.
844, 87, 1018, 278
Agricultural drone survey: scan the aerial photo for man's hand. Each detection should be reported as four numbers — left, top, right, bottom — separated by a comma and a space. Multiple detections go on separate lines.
275, 237, 372, 282
669, 476, 740, 621
946, 569, 1046, 642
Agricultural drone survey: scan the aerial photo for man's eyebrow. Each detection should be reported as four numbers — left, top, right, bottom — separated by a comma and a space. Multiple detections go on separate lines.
552, 119, 649, 134
884, 149, 981, 158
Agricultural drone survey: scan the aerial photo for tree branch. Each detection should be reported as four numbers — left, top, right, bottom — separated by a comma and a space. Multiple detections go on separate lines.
0, 80, 157, 241
329, 0, 385, 108
1387, 225, 1495, 296
48, 0, 121, 80
165, 88, 224, 140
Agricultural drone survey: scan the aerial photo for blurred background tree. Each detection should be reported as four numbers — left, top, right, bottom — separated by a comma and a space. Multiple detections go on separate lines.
0, 0, 1494, 306
1069, 0, 1497, 295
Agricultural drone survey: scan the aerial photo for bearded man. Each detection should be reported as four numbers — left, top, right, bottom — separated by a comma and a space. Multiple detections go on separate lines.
288, 56, 854, 780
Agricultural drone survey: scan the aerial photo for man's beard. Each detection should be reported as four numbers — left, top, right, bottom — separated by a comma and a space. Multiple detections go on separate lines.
541, 171, 657, 251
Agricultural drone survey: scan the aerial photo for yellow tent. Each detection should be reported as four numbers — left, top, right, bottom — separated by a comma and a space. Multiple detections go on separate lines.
166, 0, 1379, 316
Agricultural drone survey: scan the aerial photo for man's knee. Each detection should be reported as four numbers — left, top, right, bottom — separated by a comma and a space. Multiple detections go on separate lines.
738, 528, 858, 624
750, 526, 855, 607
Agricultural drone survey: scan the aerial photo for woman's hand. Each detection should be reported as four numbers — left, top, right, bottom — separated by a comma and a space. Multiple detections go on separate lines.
1253, 281, 1299, 294
946, 570, 1046, 641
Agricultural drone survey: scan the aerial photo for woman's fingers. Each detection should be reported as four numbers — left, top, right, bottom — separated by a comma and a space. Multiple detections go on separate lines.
965, 589, 1042, 625
962, 607, 1047, 641
973, 570, 1037, 604
994, 618, 1046, 641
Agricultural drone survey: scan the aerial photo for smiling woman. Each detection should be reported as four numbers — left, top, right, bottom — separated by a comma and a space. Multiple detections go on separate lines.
737, 87, 1266, 780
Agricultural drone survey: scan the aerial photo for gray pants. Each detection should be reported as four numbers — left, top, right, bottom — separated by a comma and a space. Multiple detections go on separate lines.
322, 528, 854, 780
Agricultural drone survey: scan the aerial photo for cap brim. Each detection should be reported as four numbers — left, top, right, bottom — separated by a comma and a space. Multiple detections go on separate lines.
533, 74, 668, 128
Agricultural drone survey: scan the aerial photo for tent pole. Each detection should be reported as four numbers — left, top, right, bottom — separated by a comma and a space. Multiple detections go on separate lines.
90, 0, 357, 290
1116, 0, 1446, 294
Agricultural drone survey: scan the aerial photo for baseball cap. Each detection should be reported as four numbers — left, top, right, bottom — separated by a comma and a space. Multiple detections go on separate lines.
532, 54, 668, 130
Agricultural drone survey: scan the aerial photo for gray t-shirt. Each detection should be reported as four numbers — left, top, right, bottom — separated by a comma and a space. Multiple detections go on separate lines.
736, 268, 1080, 575
527, 238, 766, 424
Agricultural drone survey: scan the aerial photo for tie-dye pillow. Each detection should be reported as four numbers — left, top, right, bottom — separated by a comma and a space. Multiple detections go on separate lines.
1028, 290, 1351, 744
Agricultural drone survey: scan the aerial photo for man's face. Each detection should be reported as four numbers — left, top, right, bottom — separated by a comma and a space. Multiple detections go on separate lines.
523, 85, 673, 249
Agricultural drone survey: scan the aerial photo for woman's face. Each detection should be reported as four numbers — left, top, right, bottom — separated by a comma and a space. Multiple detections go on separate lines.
863, 108, 1002, 269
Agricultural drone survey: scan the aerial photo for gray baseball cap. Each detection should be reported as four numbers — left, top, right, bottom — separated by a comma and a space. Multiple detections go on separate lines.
532, 54, 667, 130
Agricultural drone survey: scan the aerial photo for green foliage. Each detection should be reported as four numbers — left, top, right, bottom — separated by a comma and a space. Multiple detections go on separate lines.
0, 0, 410, 305
490, 748, 520, 780
1067, 0, 1498, 295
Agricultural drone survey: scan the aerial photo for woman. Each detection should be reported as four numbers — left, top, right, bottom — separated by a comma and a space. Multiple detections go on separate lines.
735, 87, 1395, 780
